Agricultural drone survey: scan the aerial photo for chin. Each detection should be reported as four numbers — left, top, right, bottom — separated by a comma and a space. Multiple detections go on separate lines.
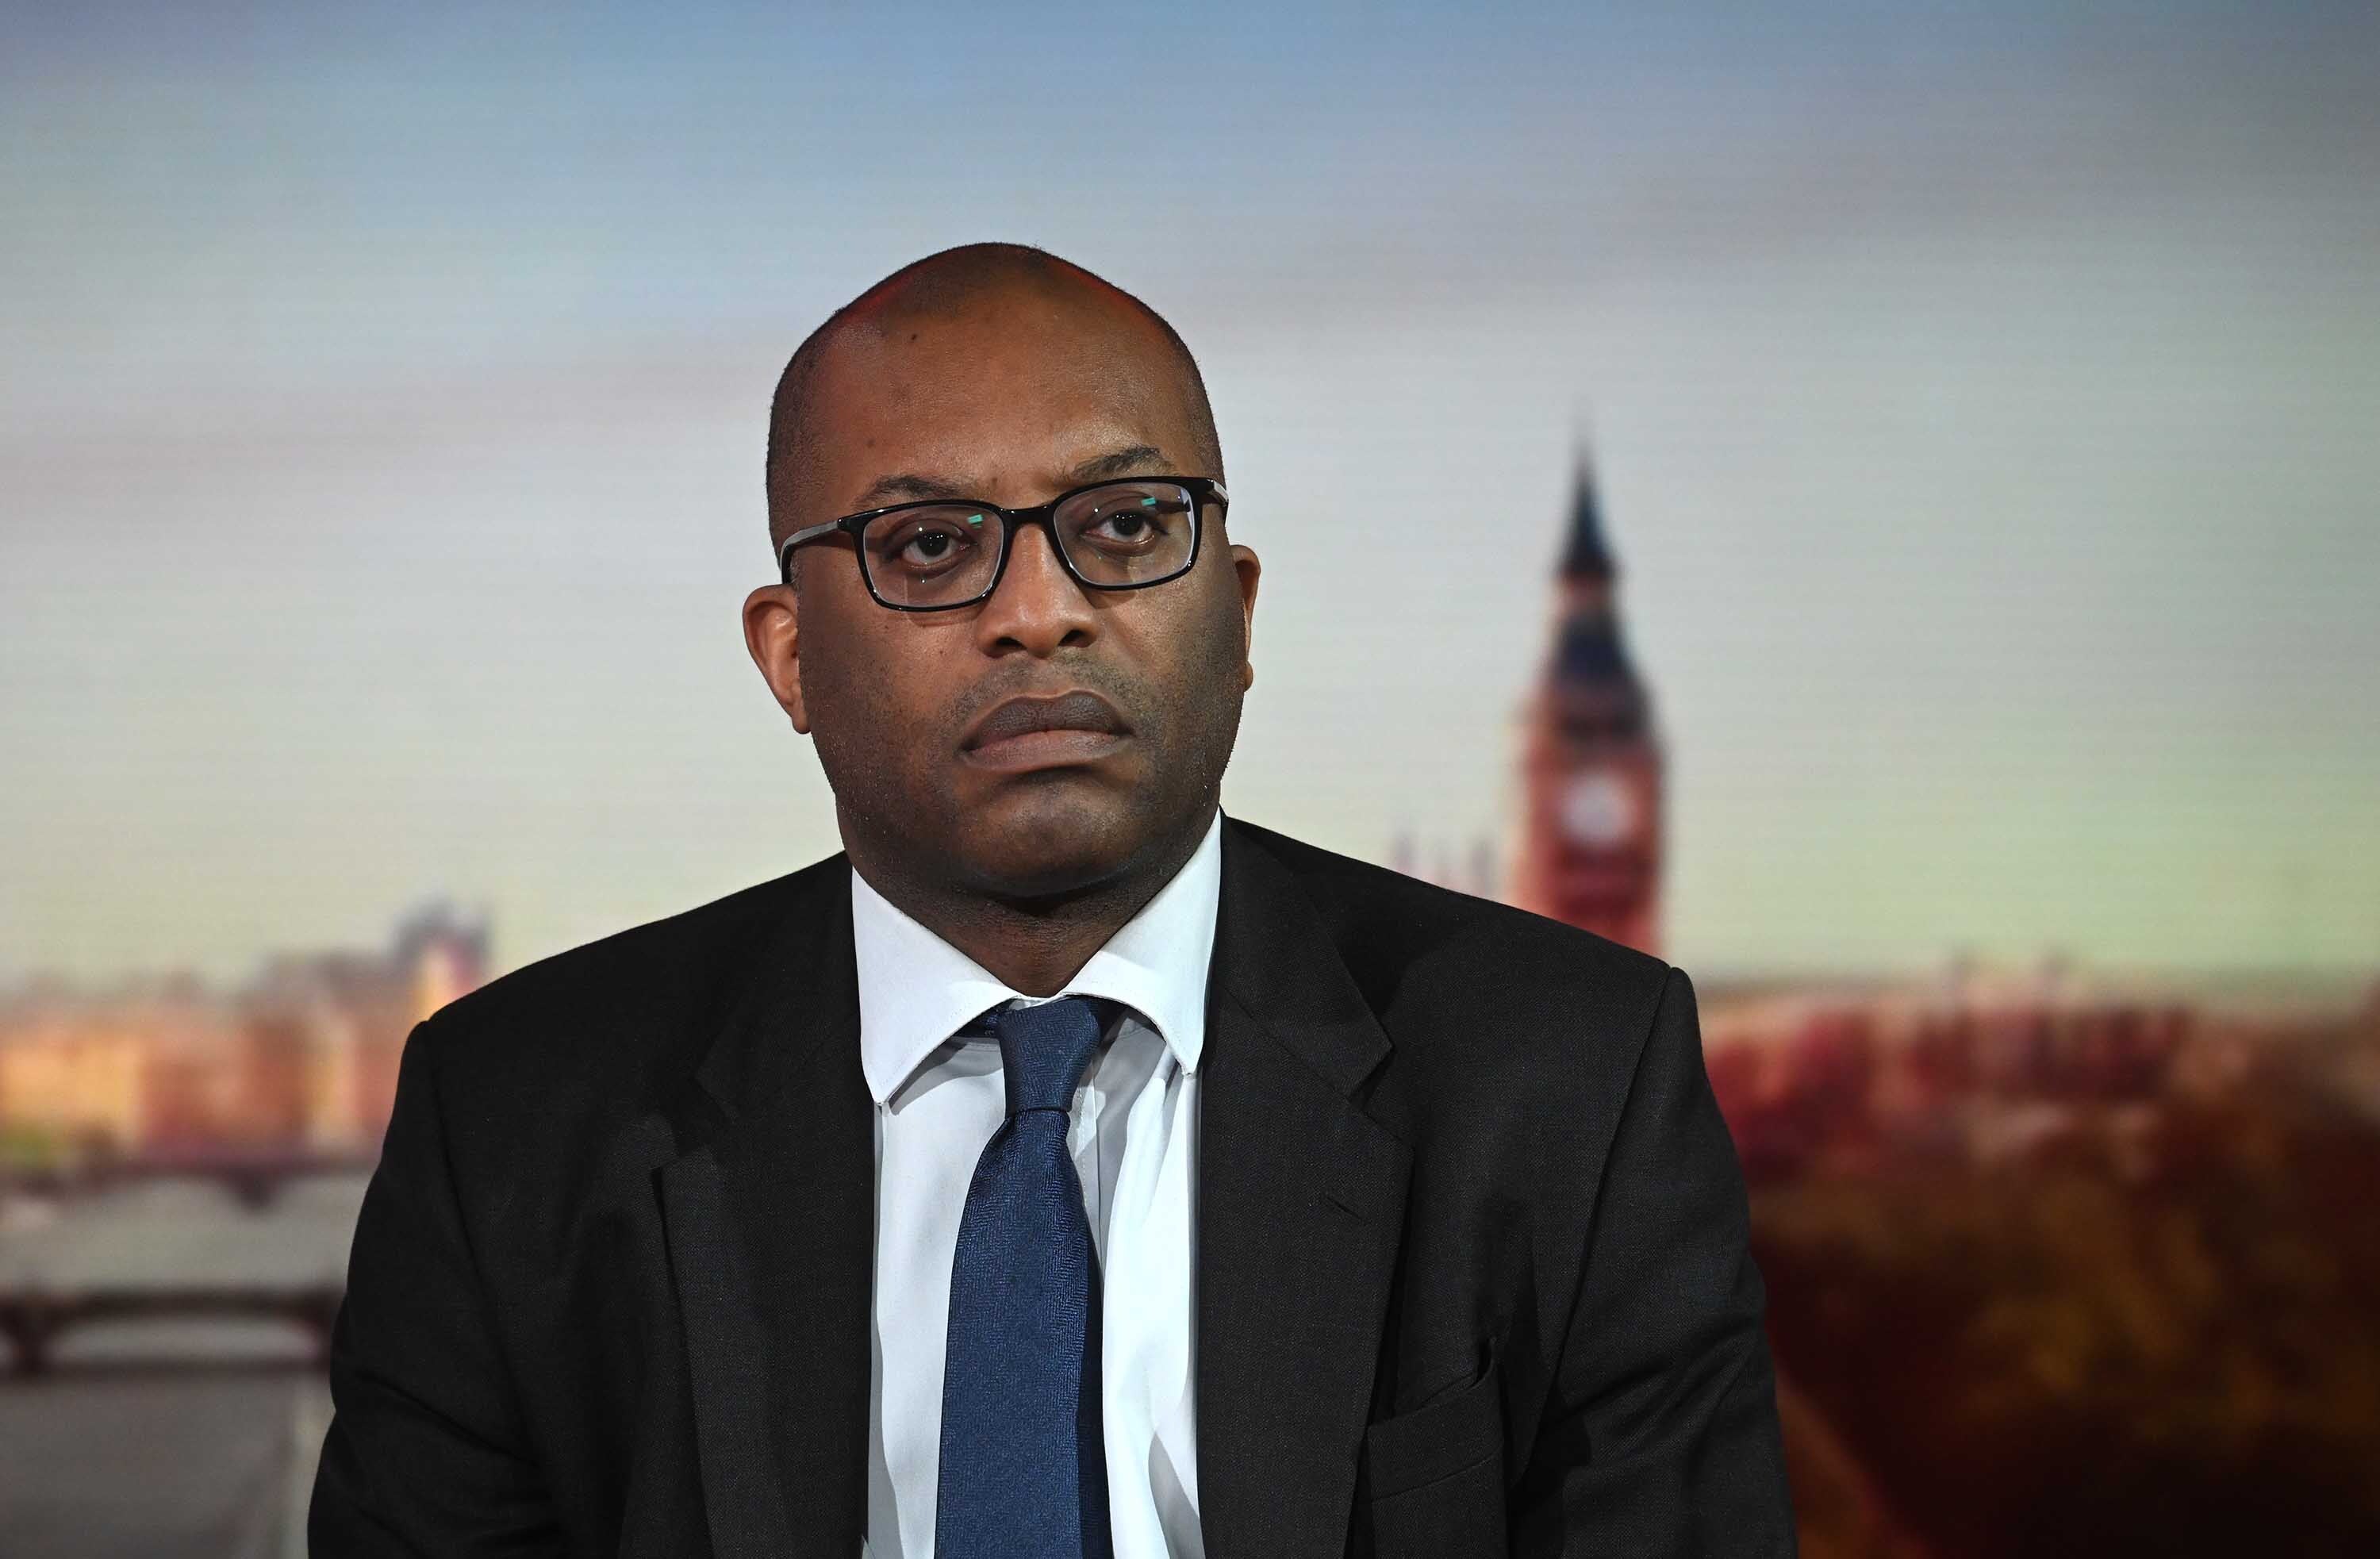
964, 795, 1142, 897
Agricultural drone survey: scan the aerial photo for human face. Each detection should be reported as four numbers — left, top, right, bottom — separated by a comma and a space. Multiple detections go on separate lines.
743, 292, 1261, 900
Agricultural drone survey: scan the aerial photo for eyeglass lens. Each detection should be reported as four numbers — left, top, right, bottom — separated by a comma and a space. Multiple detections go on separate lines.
858, 479, 1198, 608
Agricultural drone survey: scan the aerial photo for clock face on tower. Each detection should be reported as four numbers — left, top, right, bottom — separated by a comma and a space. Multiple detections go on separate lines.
1559, 770, 1638, 847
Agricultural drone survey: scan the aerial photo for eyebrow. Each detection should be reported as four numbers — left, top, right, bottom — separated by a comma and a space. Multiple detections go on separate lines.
1066, 444, 1170, 483
849, 444, 1172, 509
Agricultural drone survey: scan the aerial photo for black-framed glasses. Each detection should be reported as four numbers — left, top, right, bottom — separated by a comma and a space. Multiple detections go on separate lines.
777, 475, 1225, 612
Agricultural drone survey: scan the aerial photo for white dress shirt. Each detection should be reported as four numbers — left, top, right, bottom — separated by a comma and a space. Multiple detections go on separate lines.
854, 804, 1220, 1559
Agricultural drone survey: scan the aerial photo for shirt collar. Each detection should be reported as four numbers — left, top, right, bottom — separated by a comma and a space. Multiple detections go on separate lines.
850, 804, 1224, 1105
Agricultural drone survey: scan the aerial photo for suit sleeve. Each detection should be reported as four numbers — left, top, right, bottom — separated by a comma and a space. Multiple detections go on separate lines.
1514, 964, 1799, 1556
309, 1016, 566, 1554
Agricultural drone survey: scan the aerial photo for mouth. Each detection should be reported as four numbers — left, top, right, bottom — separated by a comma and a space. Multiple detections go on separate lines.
961, 689, 1131, 772
960, 726, 1131, 772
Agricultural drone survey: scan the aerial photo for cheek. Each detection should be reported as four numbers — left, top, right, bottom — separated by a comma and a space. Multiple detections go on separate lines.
1150, 592, 1251, 743
802, 630, 937, 787
1198, 579, 1252, 677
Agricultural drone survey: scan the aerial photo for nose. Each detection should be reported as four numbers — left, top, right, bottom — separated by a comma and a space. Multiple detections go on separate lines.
973, 516, 1098, 656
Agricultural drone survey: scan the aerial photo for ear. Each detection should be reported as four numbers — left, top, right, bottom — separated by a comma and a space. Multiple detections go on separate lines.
1230, 543, 1261, 691
743, 579, 810, 732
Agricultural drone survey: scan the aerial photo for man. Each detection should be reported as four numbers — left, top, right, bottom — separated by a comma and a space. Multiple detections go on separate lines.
309, 243, 1797, 1557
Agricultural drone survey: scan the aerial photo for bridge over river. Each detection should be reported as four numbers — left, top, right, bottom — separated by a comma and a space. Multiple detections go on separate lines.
0, 1170, 371, 1555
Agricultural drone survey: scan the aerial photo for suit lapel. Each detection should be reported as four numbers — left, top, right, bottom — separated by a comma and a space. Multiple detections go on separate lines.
1198, 818, 1413, 1557
656, 862, 874, 1559
650, 819, 1413, 1557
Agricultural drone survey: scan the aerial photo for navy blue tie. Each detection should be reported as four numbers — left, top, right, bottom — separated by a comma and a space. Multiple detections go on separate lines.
935, 994, 1115, 1559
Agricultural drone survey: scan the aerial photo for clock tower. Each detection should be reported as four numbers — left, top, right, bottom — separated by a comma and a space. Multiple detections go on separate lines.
1508, 452, 1666, 956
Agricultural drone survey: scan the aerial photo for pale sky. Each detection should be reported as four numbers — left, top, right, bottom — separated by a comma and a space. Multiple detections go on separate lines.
5, 1, 2376, 985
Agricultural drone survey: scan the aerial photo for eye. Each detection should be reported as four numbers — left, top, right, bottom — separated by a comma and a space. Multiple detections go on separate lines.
902, 527, 961, 562
872, 509, 988, 573
1076, 492, 1185, 551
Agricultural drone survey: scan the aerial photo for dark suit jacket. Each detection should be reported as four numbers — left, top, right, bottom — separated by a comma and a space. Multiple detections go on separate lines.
309, 813, 1797, 1557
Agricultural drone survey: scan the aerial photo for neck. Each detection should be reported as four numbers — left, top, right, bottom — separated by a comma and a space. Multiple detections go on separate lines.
839, 799, 1214, 996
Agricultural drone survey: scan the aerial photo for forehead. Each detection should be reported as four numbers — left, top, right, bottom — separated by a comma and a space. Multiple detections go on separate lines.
805, 297, 1194, 505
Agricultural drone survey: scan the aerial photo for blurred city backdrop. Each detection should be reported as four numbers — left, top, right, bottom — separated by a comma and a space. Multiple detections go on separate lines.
5, 3, 2377, 1556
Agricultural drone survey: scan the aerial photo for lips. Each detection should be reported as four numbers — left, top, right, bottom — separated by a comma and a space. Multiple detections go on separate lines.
962, 689, 1129, 751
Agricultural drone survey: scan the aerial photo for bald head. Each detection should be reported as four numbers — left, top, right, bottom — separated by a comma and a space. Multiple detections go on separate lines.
765, 243, 1223, 570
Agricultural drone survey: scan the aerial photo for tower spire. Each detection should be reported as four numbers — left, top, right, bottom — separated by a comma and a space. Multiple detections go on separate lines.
1560, 441, 1615, 580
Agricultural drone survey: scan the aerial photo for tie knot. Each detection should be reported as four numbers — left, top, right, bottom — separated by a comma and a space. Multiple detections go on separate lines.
982, 994, 1107, 1118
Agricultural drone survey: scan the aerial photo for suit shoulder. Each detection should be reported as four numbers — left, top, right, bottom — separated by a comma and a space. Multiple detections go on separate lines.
1230, 818, 1682, 1153
407, 851, 847, 1107
1229, 815, 1669, 1006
